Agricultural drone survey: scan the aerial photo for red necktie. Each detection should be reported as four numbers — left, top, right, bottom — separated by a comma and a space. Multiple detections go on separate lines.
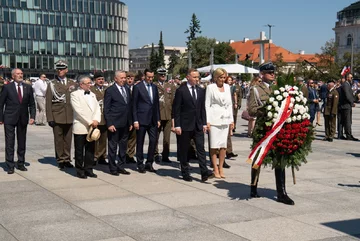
18, 83, 22, 103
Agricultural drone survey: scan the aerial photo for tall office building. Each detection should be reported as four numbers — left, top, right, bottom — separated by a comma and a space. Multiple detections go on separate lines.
0, 0, 128, 78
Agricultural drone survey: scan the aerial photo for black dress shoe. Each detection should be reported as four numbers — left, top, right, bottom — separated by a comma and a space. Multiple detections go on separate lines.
154, 155, 161, 163
7, 168, 14, 174
58, 162, 65, 170
85, 171, 97, 178
110, 171, 119, 176
64, 162, 74, 168
277, 195, 295, 205
339, 136, 347, 140
201, 172, 214, 182
183, 175, 193, 182
347, 136, 359, 141
322, 137, 329, 141
118, 168, 130, 175
16, 165, 28, 171
328, 138, 333, 142
223, 161, 231, 169
126, 156, 136, 164
145, 163, 156, 173
138, 166, 146, 174
227, 152, 238, 158
162, 158, 172, 163
250, 192, 261, 198
97, 159, 108, 165
76, 173, 87, 179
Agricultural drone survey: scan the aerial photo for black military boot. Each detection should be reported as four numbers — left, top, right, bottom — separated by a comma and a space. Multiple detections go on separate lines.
275, 168, 295, 205
250, 168, 260, 198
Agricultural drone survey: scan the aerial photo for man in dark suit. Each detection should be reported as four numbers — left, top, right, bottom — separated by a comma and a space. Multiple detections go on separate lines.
339, 73, 358, 141
0, 68, 36, 174
307, 79, 320, 124
104, 71, 133, 176
173, 68, 213, 182
132, 69, 160, 173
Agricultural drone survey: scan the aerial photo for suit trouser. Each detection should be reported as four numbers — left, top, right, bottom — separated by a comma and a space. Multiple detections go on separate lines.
4, 123, 27, 169
53, 123, 73, 163
126, 127, 136, 158
136, 124, 158, 167
108, 127, 129, 172
177, 130, 209, 176
340, 108, 352, 137
74, 134, 94, 175
324, 115, 336, 139
94, 125, 107, 160
337, 109, 343, 138
155, 119, 171, 159
309, 105, 316, 123
35, 96, 46, 124
226, 127, 233, 154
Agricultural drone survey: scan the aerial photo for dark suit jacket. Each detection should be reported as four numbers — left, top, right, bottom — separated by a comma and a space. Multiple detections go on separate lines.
339, 81, 354, 110
132, 81, 160, 126
173, 84, 206, 132
308, 87, 319, 109
104, 84, 132, 128
0, 82, 36, 125
320, 84, 328, 100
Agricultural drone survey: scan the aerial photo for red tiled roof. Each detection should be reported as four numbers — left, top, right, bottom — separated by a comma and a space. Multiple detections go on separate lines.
230, 40, 318, 63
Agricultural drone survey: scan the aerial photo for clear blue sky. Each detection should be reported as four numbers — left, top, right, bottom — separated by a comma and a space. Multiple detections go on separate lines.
126, 0, 355, 54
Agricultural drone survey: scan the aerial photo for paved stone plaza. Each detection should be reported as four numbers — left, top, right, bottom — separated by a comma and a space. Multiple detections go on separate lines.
0, 101, 360, 241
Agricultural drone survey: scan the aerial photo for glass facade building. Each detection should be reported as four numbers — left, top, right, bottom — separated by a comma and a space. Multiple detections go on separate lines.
0, 0, 128, 78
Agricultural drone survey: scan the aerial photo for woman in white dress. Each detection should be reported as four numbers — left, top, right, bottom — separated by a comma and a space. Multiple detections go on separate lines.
205, 68, 234, 178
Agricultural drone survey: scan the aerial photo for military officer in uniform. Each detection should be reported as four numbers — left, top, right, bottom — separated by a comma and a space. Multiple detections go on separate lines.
126, 72, 137, 164
297, 77, 309, 99
90, 72, 108, 165
323, 79, 339, 142
46, 60, 77, 169
154, 67, 176, 163
233, 78, 243, 132
248, 62, 294, 205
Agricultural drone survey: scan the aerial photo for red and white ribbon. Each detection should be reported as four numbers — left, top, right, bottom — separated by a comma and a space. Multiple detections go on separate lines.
247, 95, 294, 169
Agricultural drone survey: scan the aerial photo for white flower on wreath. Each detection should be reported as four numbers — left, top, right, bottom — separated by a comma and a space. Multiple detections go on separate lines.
292, 116, 297, 122
295, 96, 301, 102
299, 107, 305, 115
293, 86, 299, 91
283, 92, 289, 98
279, 87, 285, 92
267, 105, 272, 110
293, 108, 299, 114
269, 97, 275, 103
286, 117, 292, 123
305, 106, 309, 112
272, 101, 279, 107
268, 112, 273, 118
273, 113, 278, 118
291, 97, 295, 103
297, 115, 302, 121
276, 95, 283, 101
274, 90, 280, 95
303, 98, 307, 104
289, 103, 294, 108
275, 106, 280, 112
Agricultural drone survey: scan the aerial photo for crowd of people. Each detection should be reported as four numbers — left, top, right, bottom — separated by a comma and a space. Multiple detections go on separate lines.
0, 60, 358, 204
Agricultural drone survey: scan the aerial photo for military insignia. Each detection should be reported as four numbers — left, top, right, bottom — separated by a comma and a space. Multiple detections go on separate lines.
166, 87, 171, 93
69, 85, 76, 91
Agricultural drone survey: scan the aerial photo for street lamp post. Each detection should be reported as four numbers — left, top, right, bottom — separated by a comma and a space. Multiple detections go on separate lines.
265, 24, 275, 61
351, 34, 354, 75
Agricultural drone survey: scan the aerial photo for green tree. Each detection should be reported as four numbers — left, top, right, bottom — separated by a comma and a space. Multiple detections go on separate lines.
149, 43, 157, 71
168, 51, 180, 74
157, 31, 165, 67
315, 39, 341, 80
190, 36, 216, 68
273, 53, 288, 76
213, 42, 236, 64
184, 13, 202, 49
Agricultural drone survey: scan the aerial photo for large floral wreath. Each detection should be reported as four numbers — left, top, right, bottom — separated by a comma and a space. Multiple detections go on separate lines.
247, 75, 314, 173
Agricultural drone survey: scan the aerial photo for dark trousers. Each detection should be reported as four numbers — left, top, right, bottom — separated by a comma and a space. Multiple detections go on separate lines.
155, 119, 171, 159
324, 115, 336, 139
74, 134, 94, 175
309, 105, 316, 123
177, 129, 208, 176
136, 124, 157, 167
108, 127, 129, 172
53, 123, 73, 163
94, 125, 107, 160
4, 123, 27, 169
233, 107, 238, 129
337, 109, 343, 138
340, 108, 352, 137
226, 127, 233, 154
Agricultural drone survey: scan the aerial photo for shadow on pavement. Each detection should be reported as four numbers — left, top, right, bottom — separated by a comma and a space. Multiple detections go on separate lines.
338, 183, 360, 188
38, 156, 76, 177
321, 219, 360, 238
346, 152, 360, 158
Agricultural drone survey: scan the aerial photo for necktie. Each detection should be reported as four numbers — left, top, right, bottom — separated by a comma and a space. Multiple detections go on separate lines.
147, 84, 152, 103
84, 91, 90, 95
191, 86, 196, 103
121, 87, 127, 103
17, 83, 22, 103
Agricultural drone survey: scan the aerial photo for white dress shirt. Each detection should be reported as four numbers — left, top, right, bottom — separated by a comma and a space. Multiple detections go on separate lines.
33, 79, 47, 97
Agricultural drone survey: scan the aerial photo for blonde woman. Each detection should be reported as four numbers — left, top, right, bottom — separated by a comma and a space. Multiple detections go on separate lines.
206, 68, 234, 178
246, 76, 262, 137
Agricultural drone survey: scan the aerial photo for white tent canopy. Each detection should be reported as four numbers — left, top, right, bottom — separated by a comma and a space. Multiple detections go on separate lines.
197, 64, 259, 74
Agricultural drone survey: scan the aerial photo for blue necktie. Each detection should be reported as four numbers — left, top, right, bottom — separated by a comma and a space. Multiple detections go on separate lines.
147, 84, 152, 103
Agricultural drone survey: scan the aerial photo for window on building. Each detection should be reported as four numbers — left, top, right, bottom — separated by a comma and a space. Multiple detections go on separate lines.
347, 34, 353, 46
27, 40, 32, 54
47, 42, 52, 54
30, 56, 36, 69
14, 40, 20, 54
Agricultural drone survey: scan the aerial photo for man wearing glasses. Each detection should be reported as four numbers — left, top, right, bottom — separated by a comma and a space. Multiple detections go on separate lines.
248, 62, 295, 205
34, 74, 48, 126
307, 79, 320, 124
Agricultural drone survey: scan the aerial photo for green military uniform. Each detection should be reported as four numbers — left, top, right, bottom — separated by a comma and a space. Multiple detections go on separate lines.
126, 84, 136, 161
233, 83, 243, 130
301, 84, 309, 99
323, 87, 339, 141
248, 82, 272, 118
46, 76, 77, 164
90, 85, 107, 162
154, 81, 176, 161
